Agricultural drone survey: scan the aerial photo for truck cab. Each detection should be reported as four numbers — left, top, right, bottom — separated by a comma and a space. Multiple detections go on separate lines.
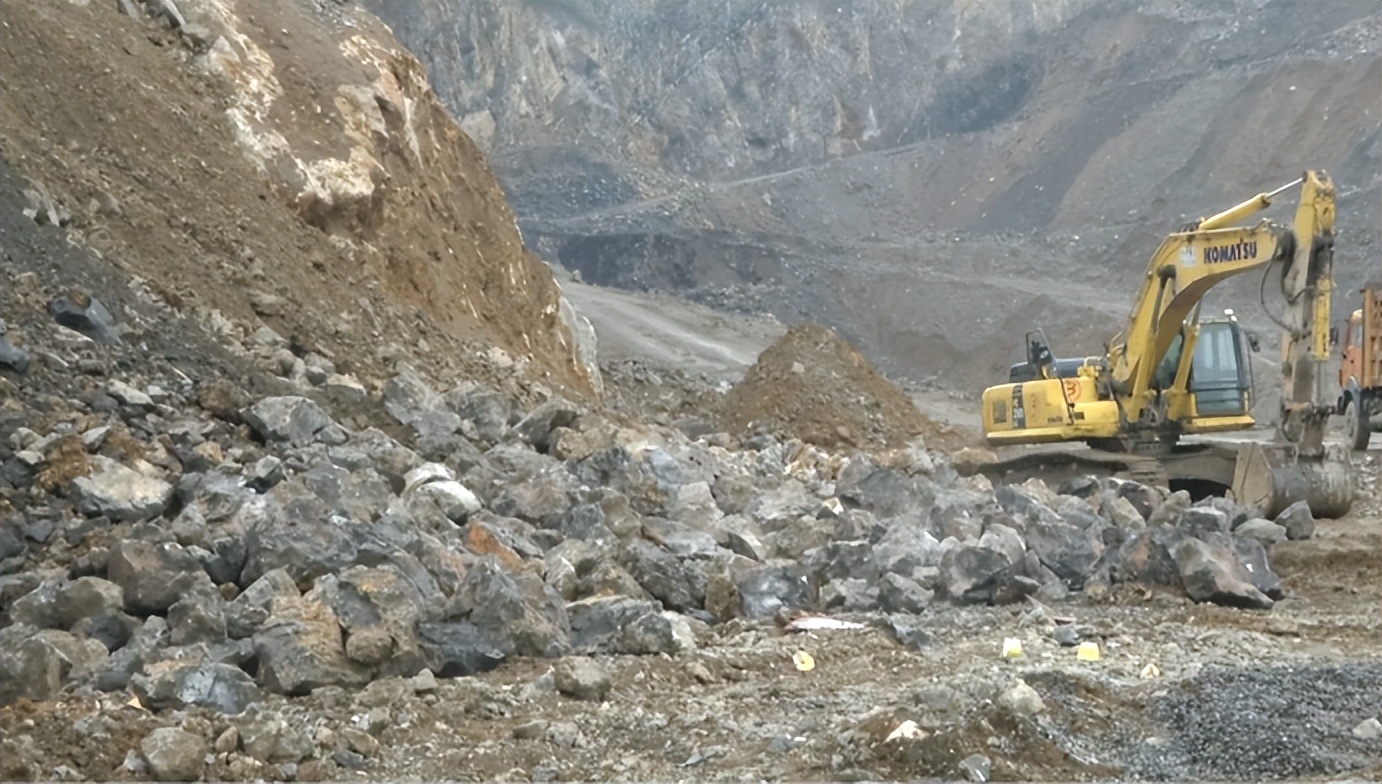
1335, 284, 1381, 450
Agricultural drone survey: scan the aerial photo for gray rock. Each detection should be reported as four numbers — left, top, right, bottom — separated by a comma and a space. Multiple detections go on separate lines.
741, 480, 819, 527
1173, 536, 1273, 610
1235, 518, 1287, 548
226, 568, 300, 639
883, 615, 933, 650
108, 539, 212, 615
0, 625, 65, 704
328, 428, 423, 491
804, 540, 880, 583
48, 292, 120, 344
937, 545, 1014, 604
252, 596, 373, 696
1274, 500, 1315, 541
0, 333, 31, 373
1047, 625, 1078, 648
616, 610, 697, 655
91, 616, 169, 692
513, 397, 581, 452
237, 706, 315, 764
416, 621, 506, 677
242, 396, 345, 448
736, 563, 817, 619
993, 483, 1063, 523
620, 539, 706, 612
1229, 535, 1284, 600
553, 656, 611, 701
576, 446, 683, 515
998, 678, 1045, 717
451, 557, 571, 658
105, 379, 153, 409
877, 572, 933, 613
53, 576, 125, 628
1353, 717, 1382, 740
451, 387, 513, 444
1147, 490, 1192, 527
414, 480, 482, 522
567, 595, 661, 653
491, 474, 573, 527
1023, 520, 1103, 591
961, 753, 992, 783
140, 727, 207, 782
167, 587, 228, 645
314, 564, 430, 676
11, 576, 64, 628
246, 455, 285, 492
1102, 493, 1147, 529
72, 612, 140, 652
643, 516, 720, 558
382, 368, 462, 441
820, 577, 879, 612
238, 484, 364, 587
558, 504, 618, 546
130, 661, 260, 714
838, 467, 934, 519
73, 456, 174, 522
1178, 507, 1230, 537
978, 523, 1026, 566
301, 462, 395, 523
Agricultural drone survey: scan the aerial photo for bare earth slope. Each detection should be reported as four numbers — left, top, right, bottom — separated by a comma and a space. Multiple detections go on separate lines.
0, 0, 596, 399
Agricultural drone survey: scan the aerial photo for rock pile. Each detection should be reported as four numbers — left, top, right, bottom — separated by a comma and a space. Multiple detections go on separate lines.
1, 348, 1315, 717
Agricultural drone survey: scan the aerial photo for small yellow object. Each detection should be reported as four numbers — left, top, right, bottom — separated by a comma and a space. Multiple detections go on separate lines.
1002, 637, 1023, 658
792, 650, 815, 672
1141, 662, 1162, 679
1077, 642, 1101, 661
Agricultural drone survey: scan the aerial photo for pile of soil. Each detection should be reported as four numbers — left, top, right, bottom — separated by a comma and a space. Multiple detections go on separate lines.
718, 322, 958, 450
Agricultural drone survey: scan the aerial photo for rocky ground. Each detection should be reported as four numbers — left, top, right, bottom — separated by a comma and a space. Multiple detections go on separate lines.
2, 1, 1381, 783
3, 168, 1381, 779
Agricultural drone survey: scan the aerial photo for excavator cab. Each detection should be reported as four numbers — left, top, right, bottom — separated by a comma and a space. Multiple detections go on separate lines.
1187, 316, 1254, 417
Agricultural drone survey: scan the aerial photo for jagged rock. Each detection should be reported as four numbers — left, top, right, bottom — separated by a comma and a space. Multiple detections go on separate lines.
314, 564, 431, 676
514, 397, 581, 452
619, 539, 707, 612
237, 706, 314, 764
616, 610, 697, 655
491, 473, 573, 527
226, 568, 300, 639
416, 621, 507, 677
252, 596, 373, 696
1173, 536, 1273, 609
1235, 518, 1287, 547
1147, 490, 1192, 527
1102, 493, 1146, 529
382, 368, 462, 441
938, 545, 1015, 604
130, 661, 260, 714
72, 612, 140, 652
140, 727, 207, 782
451, 557, 571, 658
301, 462, 395, 523
669, 480, 723, 530
238, 484, 365, 587
872, 527, 942, 579
0, 332, 30, 373
1274, 500, 1315, 541
0, 626, 108, 706
877, 572, 933, 613
576, 445, 683, 515
451, 387, 514, 444
1104, 526, 1186, 587
1023, 520, 1103, 591
741, 480, 817, 527
558, 504, 618, 546
242, 396, 346, 448
978, 523, 1026, 567
736, 563, 817, 619
993, 483, 1063, 523
108, 539, 212, 615
821, 577, 878, 611
55, 576, 126, 628
11, 576, 64, 628
328, 428, 423, 492
642, 516, 720, 558
105, 379, 153, 409
1178, 507, 1229, 537
48, 292, 119, 344
998, 678, 1046, 717
804, 540, 879, 583
553, 656, 611, 701
1230, 535, 1284, 600
167, 586, 228, 645
838, 466, 934, 519
73, 456, 174, 522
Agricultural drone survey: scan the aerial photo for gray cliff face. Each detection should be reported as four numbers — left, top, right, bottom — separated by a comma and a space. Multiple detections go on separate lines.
368, 0, 1382, 390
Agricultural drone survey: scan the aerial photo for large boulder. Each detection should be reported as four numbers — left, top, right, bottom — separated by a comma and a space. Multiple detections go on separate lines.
108, 539, 213, 615
450, 558, 571, 659
242, 396, 346, 448
619, 539, 707, 612
1173, 537, 1274, 610
252, 595, 373, 696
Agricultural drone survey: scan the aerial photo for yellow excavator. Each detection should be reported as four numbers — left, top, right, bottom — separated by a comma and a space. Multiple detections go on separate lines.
973, 170, 1354, 519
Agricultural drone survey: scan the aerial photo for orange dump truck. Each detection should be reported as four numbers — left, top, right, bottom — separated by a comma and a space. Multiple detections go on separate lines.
1337, 282, 1382, 450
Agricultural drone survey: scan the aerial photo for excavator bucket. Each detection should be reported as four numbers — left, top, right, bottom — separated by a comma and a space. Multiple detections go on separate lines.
1228, 442, 1354, 519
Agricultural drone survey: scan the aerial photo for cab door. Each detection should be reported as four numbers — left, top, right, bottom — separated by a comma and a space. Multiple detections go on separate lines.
1190, 320, 1251, 416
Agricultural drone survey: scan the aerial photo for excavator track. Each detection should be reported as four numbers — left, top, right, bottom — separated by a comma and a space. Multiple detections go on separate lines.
956, 445, 1169, 490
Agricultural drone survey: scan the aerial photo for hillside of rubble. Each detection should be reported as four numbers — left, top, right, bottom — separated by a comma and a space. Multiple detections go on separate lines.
1, 1, 1380, 783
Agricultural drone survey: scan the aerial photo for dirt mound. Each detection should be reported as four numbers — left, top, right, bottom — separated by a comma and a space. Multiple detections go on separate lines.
717, 322, 962, 450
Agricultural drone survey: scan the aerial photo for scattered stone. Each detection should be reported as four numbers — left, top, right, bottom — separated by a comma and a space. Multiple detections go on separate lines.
48, 292, 120, 344
140, 727, 207, 782
1274, 501, 1315, 541
553, 656, 612, 702
105, 379, 154, 408
513, 397, 581, 452
1235, 518, 1287, 548
252, 596, 373, 696
998, 678, 1045, 717
242, 396, 345, 448
73, 456, 174, 522
130, 661, 260, 714
0, 331, 32, 373
1353, 717, 1382, 740
1052, 624, 1080, 647
960, 753, 992, 782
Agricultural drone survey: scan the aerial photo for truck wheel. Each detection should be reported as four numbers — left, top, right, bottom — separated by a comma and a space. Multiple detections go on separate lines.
1347, 396, 1371, 451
